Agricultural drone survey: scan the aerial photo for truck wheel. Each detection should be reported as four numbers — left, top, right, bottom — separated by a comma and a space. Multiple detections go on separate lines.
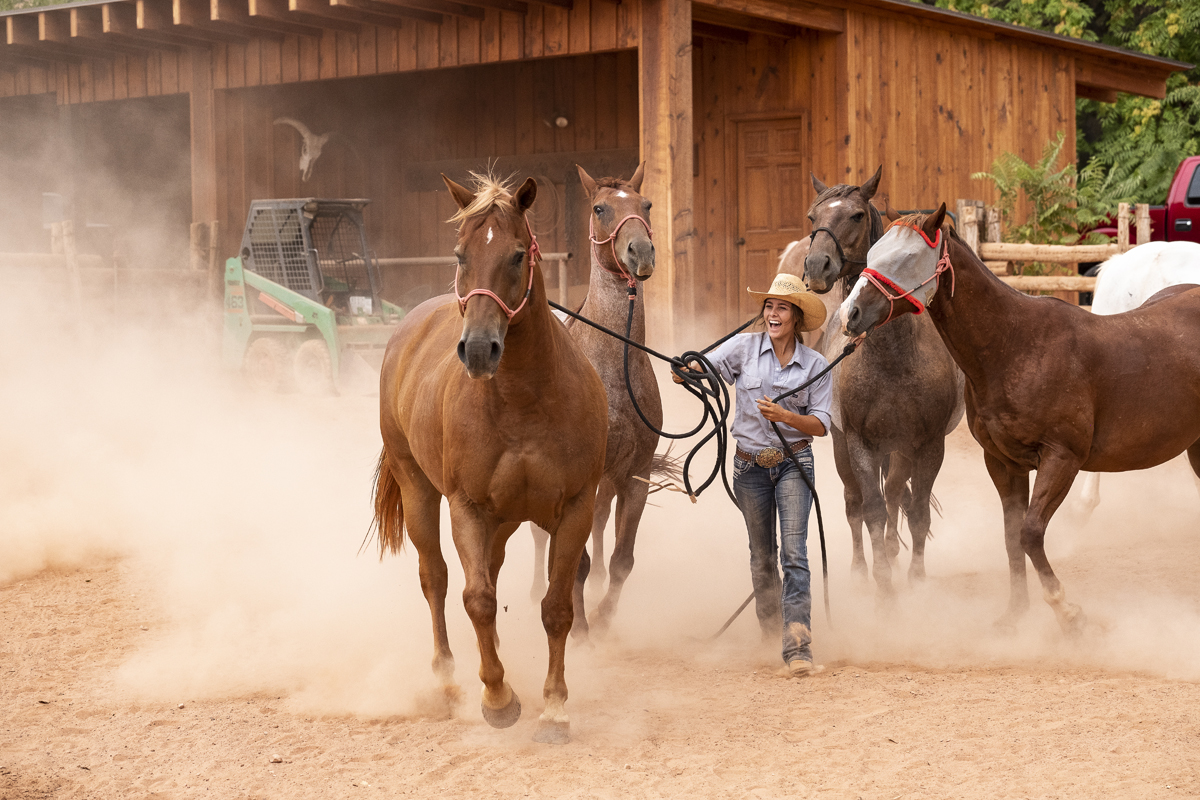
243, 337, 292, 393
293, 339, 334, 395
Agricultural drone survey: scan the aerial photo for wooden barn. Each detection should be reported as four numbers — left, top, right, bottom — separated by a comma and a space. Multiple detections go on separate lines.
0, 0, 1186, 347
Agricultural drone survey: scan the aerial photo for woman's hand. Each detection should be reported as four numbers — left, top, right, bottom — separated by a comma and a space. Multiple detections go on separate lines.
756, 395, 791, 423
672, 362, 698, 385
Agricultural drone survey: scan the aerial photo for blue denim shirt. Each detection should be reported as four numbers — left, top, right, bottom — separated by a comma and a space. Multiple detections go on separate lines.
707, 332, 833, 454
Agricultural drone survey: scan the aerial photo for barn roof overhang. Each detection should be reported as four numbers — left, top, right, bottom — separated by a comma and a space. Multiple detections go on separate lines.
690, 0, 1191, 100
0, 0, 566, 67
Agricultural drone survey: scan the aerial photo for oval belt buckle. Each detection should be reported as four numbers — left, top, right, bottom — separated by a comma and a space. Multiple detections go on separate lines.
755, 447, 785, 468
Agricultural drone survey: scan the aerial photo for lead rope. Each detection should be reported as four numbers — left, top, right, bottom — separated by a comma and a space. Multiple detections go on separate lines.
548, 290, 857, 630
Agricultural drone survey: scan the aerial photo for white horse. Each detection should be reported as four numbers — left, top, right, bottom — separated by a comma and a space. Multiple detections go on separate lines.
1075, 241, 1200, 517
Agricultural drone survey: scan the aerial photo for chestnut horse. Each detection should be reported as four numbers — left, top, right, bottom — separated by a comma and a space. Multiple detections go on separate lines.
529, 163, 659, 638
373, 173, 607, 743
840, 205, 1200, 633
804, 169, 964, 596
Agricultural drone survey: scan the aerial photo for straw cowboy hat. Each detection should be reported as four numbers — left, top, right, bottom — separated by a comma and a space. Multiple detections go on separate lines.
747, 273, 828, 332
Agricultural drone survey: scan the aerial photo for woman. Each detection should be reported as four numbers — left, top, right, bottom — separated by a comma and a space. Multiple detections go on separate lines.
689, 273, 833, 676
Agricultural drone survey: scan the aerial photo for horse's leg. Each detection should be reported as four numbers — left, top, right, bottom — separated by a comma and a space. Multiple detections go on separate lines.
832, 427, 868, 582
537, 492, 595, 745
529, 524, 550, 602
488, 522, 521, 649
447, 500, 521, 729
1075, 472, 1101, 520
905, 438, 946, 584
1023, 451, 1085, 635
881, 452, 912, 568
587, 478, 617, 593
982, 451, 1031, 630
394, 457, 456, 691
589, 472, 650, 638
844, 431, 892, 600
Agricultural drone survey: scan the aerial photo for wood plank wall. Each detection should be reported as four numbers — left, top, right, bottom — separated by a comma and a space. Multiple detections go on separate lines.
842, 9, 1076, 211
214, 50, 638, 306
0, 1, 639, 103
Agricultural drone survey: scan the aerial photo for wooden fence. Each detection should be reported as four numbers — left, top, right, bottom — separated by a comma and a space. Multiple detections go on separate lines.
955, 200, 1151, 305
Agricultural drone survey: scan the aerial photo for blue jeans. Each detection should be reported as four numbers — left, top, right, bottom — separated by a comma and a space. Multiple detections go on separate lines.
732, 450, 815, 665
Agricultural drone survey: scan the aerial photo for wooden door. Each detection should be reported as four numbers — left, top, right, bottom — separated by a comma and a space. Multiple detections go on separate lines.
736, 117, 808, 319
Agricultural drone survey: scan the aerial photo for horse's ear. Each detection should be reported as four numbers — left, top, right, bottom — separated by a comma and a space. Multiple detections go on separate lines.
627, 161, 646, 192
442, 174, 474, 210
923, 203, 947, 240
811, 172, 828, 195
884, 198, 902, 222
860, 165, 883, 200
576, 165, 599, 199
515, 176, 538, 215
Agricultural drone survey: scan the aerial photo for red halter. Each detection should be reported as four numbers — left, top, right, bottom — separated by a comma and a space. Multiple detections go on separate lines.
590, 213, 653, 289
454, 216, 541, 320
860, 226, 954, 327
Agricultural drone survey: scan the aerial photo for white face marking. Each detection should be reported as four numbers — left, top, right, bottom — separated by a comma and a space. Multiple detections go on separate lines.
828, 200, 843, 208
840, 276, 869, 333
616, 191, 628, 198
486, 227, 494, 244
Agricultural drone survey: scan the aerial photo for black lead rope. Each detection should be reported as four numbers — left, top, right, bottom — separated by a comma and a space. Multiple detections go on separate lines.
548, 289, 858, 631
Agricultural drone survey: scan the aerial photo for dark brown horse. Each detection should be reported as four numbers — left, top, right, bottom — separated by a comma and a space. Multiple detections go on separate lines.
529, 163, 659, 638
804, 169, 964, 596
373, 173, 607, 743
841, 204, 1200, 632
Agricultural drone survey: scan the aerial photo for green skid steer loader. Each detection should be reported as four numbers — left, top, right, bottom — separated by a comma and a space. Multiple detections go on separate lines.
222, 199, 404, 393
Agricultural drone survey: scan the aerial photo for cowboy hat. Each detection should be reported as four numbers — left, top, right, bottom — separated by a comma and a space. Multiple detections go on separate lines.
747, 273, 827, 332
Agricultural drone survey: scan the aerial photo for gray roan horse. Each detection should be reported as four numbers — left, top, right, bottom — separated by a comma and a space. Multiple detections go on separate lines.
804, 168, 965, 596
530, 164, 660, 638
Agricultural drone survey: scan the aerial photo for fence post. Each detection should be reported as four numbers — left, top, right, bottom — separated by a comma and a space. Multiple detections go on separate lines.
1135, 203, 1151, 245
206, 221, 222, 303
1117, 202, 1130, 251
960, 203, 979, 254
60, 219, 85, 325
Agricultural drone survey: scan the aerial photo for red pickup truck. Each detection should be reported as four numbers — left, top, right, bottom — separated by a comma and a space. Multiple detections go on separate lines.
1093, 155, 1200, 244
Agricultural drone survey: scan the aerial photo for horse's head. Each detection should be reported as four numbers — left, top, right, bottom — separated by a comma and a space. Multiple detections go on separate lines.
443, 172, 540, 380
842, 203, 951, 338
578, 162, 655, 282
804, 166, 884, 294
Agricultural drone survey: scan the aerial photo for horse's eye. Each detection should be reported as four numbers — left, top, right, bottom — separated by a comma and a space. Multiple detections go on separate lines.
644, 201, 652, 211
807, 215, 815, 223
511, 251, 525, 267
852, 212, 865, 222
593, 205, 604, 216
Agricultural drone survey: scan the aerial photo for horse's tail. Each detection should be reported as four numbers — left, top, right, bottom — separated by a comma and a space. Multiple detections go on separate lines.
650, 444, 684, 483
369, 449, 406, 557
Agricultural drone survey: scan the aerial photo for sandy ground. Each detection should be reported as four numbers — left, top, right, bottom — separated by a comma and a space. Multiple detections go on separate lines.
2, 324, 1200, 799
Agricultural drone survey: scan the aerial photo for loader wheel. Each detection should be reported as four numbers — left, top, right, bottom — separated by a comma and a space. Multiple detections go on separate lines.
293, 339, 334, 395
243, 337, 292, 393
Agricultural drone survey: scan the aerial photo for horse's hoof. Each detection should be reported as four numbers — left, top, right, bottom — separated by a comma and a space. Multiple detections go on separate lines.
480, 687, 521, 729
992, 615, 1020, 636
1059, 605, 1087, 639
533, 719, 570, 745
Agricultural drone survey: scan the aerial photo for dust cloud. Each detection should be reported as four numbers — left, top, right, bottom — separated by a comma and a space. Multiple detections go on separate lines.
2, 299, 1199, 727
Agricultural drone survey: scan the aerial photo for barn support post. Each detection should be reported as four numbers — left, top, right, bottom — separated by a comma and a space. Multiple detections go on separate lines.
1135, 203, 1151, 244
1117, 202, 1130, 250
189, 47, 218, 229
639, 0, 694, 352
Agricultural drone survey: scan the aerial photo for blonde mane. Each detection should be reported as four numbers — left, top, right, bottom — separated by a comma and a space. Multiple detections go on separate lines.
448, 171, 518, 225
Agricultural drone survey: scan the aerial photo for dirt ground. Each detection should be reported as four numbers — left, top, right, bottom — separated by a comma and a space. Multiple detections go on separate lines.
2, 329, 1200, 799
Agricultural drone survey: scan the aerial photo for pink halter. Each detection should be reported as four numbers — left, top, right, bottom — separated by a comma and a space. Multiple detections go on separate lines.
454, 216, 541, 320
589, 213, 653, 289
860, 226, 955, 327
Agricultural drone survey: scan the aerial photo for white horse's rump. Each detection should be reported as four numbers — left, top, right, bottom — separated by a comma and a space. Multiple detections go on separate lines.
1077, 241, 1200, 517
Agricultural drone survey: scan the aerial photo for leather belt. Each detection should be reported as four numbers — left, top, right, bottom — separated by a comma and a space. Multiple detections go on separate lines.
736, 442, 809, 468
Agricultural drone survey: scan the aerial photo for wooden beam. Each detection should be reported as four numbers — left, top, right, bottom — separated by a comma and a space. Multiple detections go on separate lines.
176, 0, 286, 41
691, 0, 842, 33
7, 14, 94, 62
379, 0, 486, 20
108, 2, 207, 48
1076, 83, 1118, 103
447, 0, 527, 14
691, 19, 750, 43
1076, 55, 1171, 100
691, 5, 798, 38
292, 0, 440, 28
528, 0, 571, 9
250, 0, 362, 35
640, 0, 693, 351
190, 47, 218, 225
329, 0, 444, 25
73, 6, 180, 53
139, 0, 250, 44
979, 242, 1121, 263
211, 0, 325, 38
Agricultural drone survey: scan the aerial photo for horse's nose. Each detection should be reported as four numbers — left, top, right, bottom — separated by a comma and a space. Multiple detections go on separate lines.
458, 331, 504, 379
845, 303, 862, 334
627, 239, 655, 278
805, 253, 832, 291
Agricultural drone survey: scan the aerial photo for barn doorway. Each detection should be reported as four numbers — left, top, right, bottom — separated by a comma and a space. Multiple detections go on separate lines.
734, 115, 808, 319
